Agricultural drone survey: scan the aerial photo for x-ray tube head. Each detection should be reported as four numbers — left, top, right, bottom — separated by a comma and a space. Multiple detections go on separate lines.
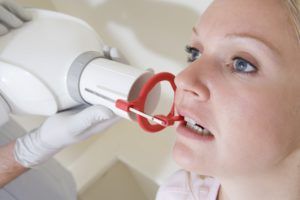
0, 8, 161, 121
68, 53, 161, 121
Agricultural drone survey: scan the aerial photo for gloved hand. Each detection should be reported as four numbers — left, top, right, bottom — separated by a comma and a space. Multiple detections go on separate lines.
103, 45, 130, 65
0, 0, 31, 35
14, 105, 120, 168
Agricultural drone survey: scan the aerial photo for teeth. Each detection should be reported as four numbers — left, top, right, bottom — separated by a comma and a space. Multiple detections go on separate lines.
203, 129, 210, 135
184, 117, 212, 136
184, 117, 197, 125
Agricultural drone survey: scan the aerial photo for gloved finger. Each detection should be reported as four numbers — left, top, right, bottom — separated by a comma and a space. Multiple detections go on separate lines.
76, 115, 121, 141
0, 5, 23, 28
2, 0, 31, 22
56, 104, 90, 116
0, 23, 8, 35
70, 105, 116, 131
109, 47, 130, 65
103, 45, 130, 65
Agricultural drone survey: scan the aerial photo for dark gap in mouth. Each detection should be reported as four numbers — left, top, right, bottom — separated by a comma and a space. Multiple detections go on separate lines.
185, 121, 205, 129
195, 124, 204, 129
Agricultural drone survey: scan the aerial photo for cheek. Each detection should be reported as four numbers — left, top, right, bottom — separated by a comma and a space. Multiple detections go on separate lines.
217, 91, 297, 173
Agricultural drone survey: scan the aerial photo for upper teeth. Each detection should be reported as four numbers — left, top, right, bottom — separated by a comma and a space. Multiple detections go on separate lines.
184, 117, 212, 135
185, 117, 197, 125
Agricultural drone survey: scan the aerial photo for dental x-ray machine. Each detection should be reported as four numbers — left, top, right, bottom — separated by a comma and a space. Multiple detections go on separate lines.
0, 9, 183, 133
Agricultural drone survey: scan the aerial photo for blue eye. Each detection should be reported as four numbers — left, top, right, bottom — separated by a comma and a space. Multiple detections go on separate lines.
185, 45, 201, 62
233, 57, 257, 73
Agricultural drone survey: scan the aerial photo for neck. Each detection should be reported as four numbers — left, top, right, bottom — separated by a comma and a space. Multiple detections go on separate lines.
217, 151, 300, 200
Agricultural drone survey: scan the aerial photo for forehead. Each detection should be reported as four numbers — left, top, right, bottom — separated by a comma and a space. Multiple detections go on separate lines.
194, 0, 297, 54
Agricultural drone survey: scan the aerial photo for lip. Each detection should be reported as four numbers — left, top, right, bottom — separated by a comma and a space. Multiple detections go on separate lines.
176, 121, 215, 142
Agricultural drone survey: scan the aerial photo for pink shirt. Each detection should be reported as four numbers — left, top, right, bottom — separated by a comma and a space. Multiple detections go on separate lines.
156, 170, 220, 200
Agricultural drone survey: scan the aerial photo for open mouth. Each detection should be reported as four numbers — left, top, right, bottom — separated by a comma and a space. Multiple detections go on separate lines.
184, 117, 213, 137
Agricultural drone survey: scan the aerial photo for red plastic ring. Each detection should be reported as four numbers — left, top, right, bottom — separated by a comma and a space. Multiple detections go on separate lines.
116, 72, 183, 133
136, 72, 179, 132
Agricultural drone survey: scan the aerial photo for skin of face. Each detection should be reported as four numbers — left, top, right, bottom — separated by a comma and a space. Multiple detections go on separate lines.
173, 0, 300, 179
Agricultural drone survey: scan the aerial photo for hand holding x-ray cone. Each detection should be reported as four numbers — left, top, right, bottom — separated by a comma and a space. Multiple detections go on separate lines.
0, 1, 124, 168
0, 1, 183, 168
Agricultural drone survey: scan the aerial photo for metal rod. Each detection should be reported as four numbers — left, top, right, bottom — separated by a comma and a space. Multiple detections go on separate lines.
85, 88, 115, 102
129, 107, 165, 126
85, 88, 165, 126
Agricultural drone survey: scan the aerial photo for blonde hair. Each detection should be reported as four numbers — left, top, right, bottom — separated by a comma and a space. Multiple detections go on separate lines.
285, 0, 300, 41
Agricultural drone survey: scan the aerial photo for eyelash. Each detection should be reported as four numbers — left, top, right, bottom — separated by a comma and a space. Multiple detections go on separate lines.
185, 45, 201, 62
228, 57, 258, 76
185, 45, 258, 75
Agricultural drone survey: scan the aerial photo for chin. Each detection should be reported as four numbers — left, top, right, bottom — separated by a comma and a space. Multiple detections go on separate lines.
172, 142, 215, 176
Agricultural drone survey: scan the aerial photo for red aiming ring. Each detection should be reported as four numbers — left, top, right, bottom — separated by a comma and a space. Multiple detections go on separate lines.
116, 72, 183, 133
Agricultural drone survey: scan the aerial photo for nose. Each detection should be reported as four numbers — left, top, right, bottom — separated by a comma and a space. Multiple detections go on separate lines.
174, 61, 210, 102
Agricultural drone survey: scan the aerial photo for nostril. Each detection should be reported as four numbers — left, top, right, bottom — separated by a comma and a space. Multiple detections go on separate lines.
191, 91, 199, 97
184, 86, 210, 101
184, 89, 199, 97
175, 70, 210, 101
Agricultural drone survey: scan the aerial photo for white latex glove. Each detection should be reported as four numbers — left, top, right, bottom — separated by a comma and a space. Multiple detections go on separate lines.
14, 105, 120, 168
0, 0, 31, 35
103, 45, 130, 65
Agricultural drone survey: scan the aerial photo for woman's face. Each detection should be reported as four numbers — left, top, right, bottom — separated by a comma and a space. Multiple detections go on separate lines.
173, 0, 300, 178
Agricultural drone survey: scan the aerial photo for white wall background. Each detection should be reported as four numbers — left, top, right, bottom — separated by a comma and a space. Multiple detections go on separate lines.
12, 0, 212, 199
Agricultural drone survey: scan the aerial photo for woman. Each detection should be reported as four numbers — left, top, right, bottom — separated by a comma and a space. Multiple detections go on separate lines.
157, 0, 300, 199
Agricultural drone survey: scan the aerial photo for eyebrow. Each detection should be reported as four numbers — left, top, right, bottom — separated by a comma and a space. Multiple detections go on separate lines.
225, 32, 281, 55
192, 27, 198, 35
192, 27, 281, 56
